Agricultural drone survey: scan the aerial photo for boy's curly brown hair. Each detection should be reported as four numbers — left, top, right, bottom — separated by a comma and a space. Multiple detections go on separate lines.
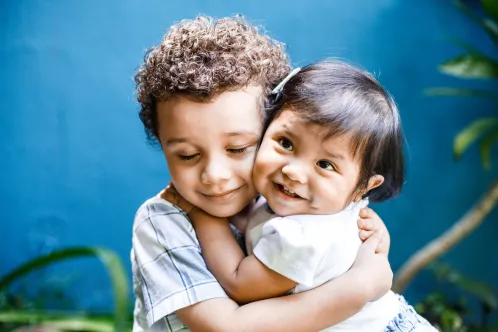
135, 15, 291, 145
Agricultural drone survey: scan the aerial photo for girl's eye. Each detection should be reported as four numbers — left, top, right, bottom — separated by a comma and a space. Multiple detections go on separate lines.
228, 147, 248, 155
179, 153, 199, 161
277, 137, 294, 151
317, 160, 336, 171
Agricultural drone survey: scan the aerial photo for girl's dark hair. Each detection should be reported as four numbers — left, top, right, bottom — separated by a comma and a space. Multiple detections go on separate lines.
263, 60, 404, 202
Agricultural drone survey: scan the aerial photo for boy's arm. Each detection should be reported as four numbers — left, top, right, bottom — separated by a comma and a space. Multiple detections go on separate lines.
189, 208, 297, 304
165, 187, 390, 304
177, 231, 391, 332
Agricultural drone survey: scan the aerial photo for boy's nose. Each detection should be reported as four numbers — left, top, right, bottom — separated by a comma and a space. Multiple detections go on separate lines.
281, 163, 307, 184
201, 159, 232, 185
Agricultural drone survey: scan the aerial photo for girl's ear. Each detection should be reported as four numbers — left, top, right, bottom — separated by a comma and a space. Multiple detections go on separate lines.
351, 175, 385, 202
366, 174, 384, 192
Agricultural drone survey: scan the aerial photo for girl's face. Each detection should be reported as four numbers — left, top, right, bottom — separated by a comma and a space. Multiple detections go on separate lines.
157, 86, 262, 218
253, 109, 380, 216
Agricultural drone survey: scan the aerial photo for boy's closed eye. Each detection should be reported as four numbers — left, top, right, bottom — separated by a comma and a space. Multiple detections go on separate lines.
227, 144, 257, 157
179, 153, 199, 161
227, 145, 251, 154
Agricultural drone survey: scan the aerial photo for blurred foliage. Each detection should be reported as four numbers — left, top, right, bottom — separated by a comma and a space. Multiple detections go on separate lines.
427, 0, 498, 170
415, 1, 498, 330
395, 0, 498, 294
0, 247, 132, 332
416, 262, 498, 332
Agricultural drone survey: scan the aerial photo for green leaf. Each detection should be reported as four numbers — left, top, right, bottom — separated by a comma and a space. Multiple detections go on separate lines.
454, 118, 498, 159
439, 53, 498, 79
425, 87, 498, 99
480, 128, 498, 169
0, 247, 130, 332
482, 0, 498, 22
483, 18, 498, 41
449, 37, 482, 54
454, 0, 498, 45
0, 311, 116, 331
36, 319, 114, 332
430, 262, 498, 310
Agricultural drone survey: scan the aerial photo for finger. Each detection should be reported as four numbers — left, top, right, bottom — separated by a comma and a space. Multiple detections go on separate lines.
357, 218, 372, 231
358, 231, 382, 253
359, 207, 374, 219
359, 230, 374, 241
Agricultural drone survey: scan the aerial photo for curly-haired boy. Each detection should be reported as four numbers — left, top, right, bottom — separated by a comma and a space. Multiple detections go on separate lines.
132, 15, 392, 332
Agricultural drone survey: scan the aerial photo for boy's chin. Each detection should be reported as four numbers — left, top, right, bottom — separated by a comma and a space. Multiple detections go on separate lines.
199, 203, 248, 218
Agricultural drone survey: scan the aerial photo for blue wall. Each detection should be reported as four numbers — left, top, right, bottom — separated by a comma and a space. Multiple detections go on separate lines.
1, 0, 497, 311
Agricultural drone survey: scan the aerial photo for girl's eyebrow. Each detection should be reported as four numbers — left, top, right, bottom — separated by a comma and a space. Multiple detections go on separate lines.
326, 152, 346, 161
322, 144, 348, 161
280, 124, 299, 140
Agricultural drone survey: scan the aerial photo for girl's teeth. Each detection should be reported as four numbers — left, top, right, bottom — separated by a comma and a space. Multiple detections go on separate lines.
279, 184, 298, 197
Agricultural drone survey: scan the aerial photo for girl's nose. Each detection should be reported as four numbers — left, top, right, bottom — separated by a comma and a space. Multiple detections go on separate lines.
281, 163, 307, 184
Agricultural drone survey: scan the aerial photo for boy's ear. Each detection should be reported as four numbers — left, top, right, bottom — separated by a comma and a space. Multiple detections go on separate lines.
366, 175, 384, 192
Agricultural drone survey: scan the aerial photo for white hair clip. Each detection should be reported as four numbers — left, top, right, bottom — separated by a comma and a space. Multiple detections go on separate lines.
271, 67, 301, 95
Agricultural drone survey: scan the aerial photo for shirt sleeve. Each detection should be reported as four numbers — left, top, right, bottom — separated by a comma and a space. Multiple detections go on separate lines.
131, 199, 227, 328
252, 216, 325, 287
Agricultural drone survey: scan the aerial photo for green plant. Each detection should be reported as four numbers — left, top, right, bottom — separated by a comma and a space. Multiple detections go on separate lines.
416, 262, 498, 332
428, 0, 498, 167
394, 0, 498, 293
416, 292, 468, 332
0, 247, 132, 332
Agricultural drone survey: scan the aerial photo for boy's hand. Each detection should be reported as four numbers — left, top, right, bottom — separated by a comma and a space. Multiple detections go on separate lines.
357, 208, 390, 255
351, 231, 393, 301
161, 185, 196, 214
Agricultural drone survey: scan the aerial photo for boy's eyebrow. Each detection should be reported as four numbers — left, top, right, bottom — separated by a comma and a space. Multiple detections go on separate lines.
226, 131, 260, 138
166, 137, 188, 145
166, 131, 259, 145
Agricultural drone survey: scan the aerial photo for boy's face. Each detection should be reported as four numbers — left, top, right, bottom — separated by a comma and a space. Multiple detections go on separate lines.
157, 87, 262, 218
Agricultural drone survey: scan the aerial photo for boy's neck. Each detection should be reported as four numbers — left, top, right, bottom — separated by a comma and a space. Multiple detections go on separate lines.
228, 198, 260, 233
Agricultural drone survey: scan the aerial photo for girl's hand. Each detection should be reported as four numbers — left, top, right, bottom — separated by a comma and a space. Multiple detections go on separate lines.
351, 231, 393, 301
357, 207, 390, 255
161, 184, 196, 214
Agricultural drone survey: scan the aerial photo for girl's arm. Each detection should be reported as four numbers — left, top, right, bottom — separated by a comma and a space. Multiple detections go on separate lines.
176, 231, 391, 332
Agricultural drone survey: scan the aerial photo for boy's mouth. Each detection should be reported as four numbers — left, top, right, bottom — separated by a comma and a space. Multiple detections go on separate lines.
202, 186, 243, 202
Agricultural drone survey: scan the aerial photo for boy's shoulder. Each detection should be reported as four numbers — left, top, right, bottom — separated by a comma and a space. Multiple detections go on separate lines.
133, 192, 191, 232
